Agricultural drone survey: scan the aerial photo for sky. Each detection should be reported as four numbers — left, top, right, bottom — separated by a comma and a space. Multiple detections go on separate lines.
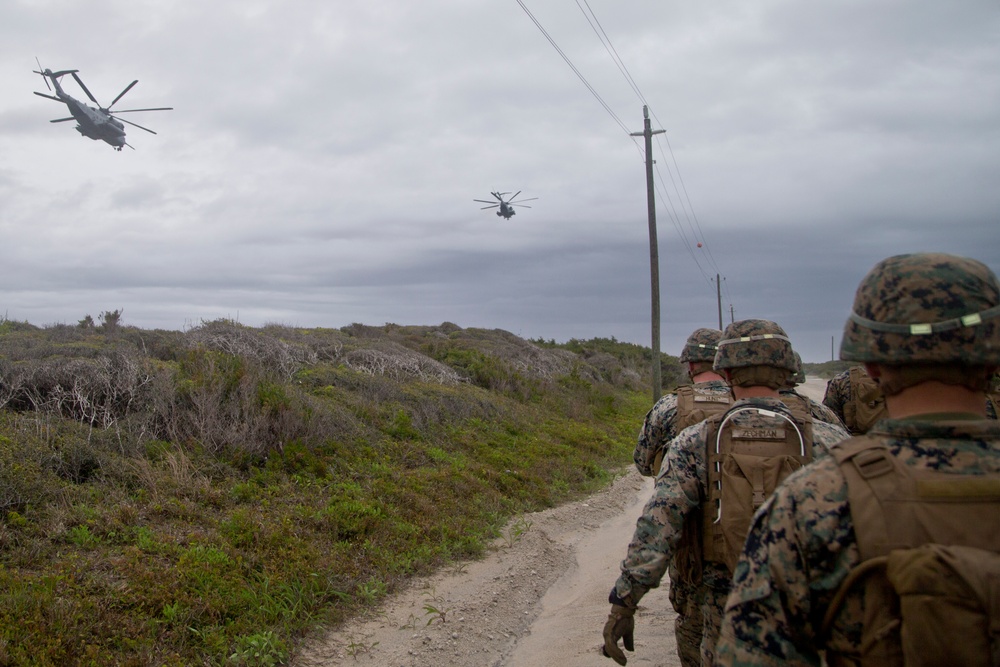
1, 1, 997, 362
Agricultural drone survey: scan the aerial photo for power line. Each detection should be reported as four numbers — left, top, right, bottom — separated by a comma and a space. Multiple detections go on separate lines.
575, 0, 646, 105
515, 0, 733, 312
514, 0, 633, 137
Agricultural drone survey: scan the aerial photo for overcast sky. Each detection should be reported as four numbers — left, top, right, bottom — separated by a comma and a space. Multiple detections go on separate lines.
2, 1, 997, 362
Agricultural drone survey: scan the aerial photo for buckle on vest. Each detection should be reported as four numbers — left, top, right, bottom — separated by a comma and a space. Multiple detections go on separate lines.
852, 449, 894, 479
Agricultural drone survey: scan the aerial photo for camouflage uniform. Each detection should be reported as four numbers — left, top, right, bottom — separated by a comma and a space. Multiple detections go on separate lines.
633, 381, 730, 477
615, 397, 849, 665
605, 320, 850, 667
822, 368, 854, 423
632, 327, 727, 667
715, 253, 1000, 666
714, 418, 1000, 666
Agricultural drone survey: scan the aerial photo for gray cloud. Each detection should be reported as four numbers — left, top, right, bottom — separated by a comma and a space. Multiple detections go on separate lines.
2, 0, 997, 363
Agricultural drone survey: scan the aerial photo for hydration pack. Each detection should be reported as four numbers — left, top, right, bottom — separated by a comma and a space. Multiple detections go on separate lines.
702, 401, 814, 571
823, 436, 1000, 667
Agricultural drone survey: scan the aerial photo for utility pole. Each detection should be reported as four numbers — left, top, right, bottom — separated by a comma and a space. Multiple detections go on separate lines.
715, 274, 723, 330
631, 105, 666, 403
730, 304, 735, 325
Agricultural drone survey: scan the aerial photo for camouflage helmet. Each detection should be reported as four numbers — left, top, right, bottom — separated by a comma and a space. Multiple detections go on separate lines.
679, 327, 723, 363
789, 351, 806, 385
713, 319, 797, 372
840, 253, 1000, 364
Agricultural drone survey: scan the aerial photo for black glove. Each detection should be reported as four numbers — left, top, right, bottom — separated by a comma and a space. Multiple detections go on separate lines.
601, 604, 635, 665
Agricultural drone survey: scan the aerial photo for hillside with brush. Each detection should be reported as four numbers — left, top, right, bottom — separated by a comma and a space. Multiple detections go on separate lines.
0, 315, 680, 666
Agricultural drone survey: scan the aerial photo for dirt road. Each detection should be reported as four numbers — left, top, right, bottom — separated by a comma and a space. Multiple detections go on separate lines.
294, 378, 829, 667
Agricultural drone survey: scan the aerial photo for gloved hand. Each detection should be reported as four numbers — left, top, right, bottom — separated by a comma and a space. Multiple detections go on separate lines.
601, 604, 635, 665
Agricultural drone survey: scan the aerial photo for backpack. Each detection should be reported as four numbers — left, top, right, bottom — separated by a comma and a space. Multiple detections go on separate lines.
822, 437, 1000, 667
675, 383, 734, 431
701, 401, 814, 572
651, 384, 732, 475
842, 366, 887, 434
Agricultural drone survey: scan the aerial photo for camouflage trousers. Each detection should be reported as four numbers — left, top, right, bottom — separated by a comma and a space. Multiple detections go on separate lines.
667, 566, 703, 667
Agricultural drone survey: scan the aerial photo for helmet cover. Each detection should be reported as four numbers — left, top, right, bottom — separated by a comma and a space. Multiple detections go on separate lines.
840, 253, 1000, 364
680, 328, 723, 363
714, 319, 796, 372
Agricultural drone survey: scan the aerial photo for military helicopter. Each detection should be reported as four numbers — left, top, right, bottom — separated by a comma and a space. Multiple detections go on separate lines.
474, 191, 538, 220
32, 59, 172, 151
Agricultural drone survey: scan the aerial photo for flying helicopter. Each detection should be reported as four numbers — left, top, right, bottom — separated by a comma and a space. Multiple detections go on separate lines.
474, 191, 538, 220
32, 59, 172, 151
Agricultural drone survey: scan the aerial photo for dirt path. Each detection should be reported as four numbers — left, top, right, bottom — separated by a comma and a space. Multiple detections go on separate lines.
293, 378, 829, 667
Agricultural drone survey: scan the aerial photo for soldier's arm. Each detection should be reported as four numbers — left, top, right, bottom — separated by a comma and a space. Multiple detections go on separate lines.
821, 374, 848, 419
715, 463, 855, 666
810, 421, 851, 458
633, 396, 678, 477
615, 426, 703, 601
714, 495, 823, 666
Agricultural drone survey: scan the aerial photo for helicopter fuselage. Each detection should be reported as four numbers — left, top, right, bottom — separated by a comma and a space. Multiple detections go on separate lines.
44, 75, 126, 149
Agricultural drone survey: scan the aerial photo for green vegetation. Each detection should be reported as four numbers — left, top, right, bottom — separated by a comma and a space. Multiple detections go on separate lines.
0, 317, 673, 665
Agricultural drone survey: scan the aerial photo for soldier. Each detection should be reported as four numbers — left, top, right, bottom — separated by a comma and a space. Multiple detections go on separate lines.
822, 365, 887, 434
825, 363, 997, 434
632, 327, 731, 667
715, 253, 1000, 666
601, 319, 849, 666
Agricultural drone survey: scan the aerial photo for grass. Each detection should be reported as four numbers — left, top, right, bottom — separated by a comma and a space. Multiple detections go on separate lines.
0, 319, 662, 665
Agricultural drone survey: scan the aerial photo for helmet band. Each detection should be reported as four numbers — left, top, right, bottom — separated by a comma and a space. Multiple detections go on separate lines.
848, 304, 1000, 336
717, 333, 791, 347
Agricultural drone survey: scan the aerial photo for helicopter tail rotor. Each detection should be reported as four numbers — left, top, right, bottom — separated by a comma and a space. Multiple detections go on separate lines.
33, 57, 52, 91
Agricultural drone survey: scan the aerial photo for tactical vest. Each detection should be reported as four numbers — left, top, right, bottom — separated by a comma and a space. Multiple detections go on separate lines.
702, 401, 814, 572
823, 436, 1000, 667
651, 384, 732, 475
842, 366, 887, 435
675, 384, 733, 431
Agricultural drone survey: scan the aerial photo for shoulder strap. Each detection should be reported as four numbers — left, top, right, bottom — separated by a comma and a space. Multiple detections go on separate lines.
836, 436, 1000, 560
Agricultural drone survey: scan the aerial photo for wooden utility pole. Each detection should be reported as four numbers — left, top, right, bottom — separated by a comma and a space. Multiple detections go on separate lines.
715, 274, 723, 330
631, 106, 666, 402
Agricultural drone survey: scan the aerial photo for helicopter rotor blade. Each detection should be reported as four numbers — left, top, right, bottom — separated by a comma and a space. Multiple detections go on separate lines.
50, 117, 75, 123
479, 205, 499, 210
511, 197, 538, 204
71, 71, 101, 106
512, 204, 533, 209
35, 57, 51, 91
34, 91, 63, 102
112, 107, 173, 113
473, 199, 497, 204
117, 117, 158, 134
510, 191, 521, 201
108, 80, 139, 110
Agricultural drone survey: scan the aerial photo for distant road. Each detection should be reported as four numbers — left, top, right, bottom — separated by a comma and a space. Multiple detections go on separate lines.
798, 376, 829, 403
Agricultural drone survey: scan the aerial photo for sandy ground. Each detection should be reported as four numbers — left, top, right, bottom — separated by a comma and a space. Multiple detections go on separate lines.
293, 378, 829, 667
